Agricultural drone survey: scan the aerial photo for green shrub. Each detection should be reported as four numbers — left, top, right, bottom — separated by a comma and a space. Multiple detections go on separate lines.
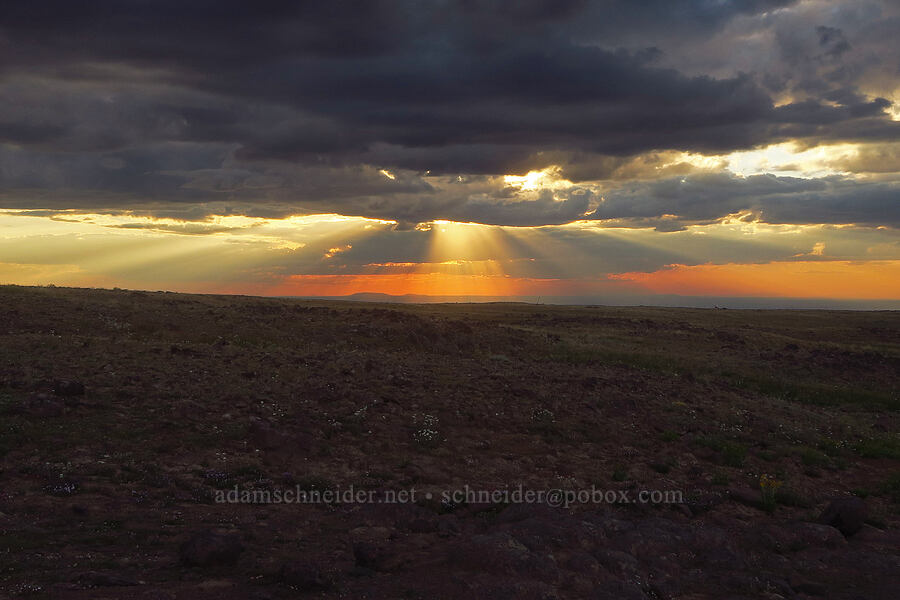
855, 436, 900, 459
660, 430, 680, 442
721, 442, 747, 468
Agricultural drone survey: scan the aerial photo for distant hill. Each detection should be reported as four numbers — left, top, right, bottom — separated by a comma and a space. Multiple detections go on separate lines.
289, 292, 900, 310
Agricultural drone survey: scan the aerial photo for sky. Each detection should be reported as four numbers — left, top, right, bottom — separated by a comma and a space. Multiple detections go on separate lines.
1, 0, 899, 305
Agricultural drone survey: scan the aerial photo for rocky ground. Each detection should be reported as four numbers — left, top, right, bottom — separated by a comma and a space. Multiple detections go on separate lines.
0, 285, 898, 599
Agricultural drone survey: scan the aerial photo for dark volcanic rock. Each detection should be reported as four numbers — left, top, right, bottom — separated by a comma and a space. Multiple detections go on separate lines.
792, 578, 828, 596
495, 502, 559, 525
247, 418, 286, 450
74, 571, 139, 587
819, 497, 868, 537
592, 576, 650, 600
449, 533, 558, 581
52, 380, 85, 397
437, 515, 462, 537
563, 551, 600, 576
728, 487, 764, 510
179, 530, 244, 567
279, 560, 334, 591
761, 521, 846, 552
248, 417, 312, 453
594, 548, 641, 580
24, 393, 64, 417
352, 539, 401, 572
407, 517, 437, 533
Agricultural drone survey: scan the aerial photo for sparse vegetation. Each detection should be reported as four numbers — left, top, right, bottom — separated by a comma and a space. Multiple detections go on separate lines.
0, 285, 897, 598
649, 460, 673, 474
797, 446, 829, 467
711, 471, 730, 486
721, 442, 747, 468
759, 474, 782, 513
881, 473, 900, 503
855, 436, 900, 459
660, 430, 680, 442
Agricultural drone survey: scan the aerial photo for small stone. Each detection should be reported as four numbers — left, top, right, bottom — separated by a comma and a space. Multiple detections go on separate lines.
179, 530, 244, 567
196, 579, 235, 590
53, 380, 85, 397
728, 487, 764, 510
449, 533, 542, 577
437, 515, 461, 537
248, 418, 284, 450
594, 549, 640, 580
74, 571, 138, 587
565, 552, 600, 575
24, 393, 64, 417
352, 541, 387, 569
792, 579, 827, 596
279, 561, 334, 590
407, 517, 437, 533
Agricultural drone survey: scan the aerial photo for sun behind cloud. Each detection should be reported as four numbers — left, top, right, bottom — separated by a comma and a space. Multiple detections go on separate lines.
503, 166, 572, 191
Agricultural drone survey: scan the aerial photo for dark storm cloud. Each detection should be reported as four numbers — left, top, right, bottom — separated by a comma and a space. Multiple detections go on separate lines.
593, 173, 900, 229
816, 25, 851, 58
0, 0, 898, 226
0, 1, 796, 70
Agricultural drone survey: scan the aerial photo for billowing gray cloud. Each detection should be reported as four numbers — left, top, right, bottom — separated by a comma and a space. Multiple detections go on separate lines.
0, 0, 898, 228
593, 173, 900, 229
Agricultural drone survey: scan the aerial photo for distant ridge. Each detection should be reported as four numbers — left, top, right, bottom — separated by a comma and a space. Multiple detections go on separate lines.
343, 292, 522, 304
286, 292, 900, 310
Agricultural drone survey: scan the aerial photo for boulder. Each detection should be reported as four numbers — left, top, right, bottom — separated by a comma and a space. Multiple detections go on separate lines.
819, 497, 868, 537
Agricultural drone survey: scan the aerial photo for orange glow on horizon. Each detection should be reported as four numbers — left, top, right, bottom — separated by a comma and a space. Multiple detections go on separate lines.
264, 273, 578, 297
609, 260, 900, 299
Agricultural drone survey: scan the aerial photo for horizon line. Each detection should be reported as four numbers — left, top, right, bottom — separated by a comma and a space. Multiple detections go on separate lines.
4, 283, 898, 311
